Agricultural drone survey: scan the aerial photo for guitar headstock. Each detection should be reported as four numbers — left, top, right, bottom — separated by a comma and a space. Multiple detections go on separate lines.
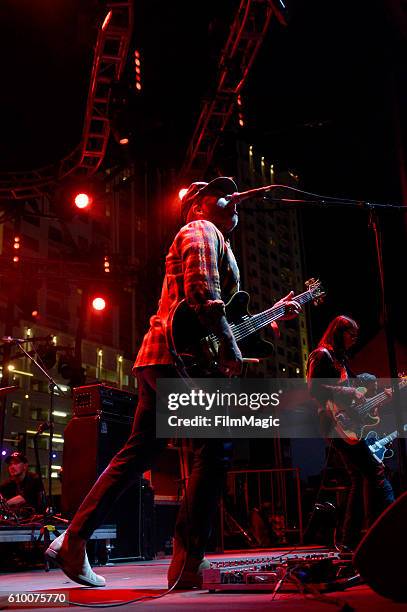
305, 278, 326, 305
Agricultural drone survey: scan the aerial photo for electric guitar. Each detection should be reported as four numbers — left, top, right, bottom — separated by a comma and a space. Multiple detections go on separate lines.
166, 278, 325, 375
366, 424, 407, 463
327, 378, 407, 445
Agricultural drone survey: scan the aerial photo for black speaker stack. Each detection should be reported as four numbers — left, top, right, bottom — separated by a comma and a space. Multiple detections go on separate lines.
61, 384, 154, 560
354, 491, 407, 602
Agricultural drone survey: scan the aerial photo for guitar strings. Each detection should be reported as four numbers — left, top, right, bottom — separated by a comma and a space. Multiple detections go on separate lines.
357, 379, 407, 418
231, 290, 312, 342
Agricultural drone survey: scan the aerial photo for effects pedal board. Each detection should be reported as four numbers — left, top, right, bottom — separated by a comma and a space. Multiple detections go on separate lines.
202, 551, 352, 592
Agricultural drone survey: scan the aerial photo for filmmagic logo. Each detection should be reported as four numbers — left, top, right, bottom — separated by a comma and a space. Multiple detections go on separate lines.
167, 414, 280, 429
156, 379, 293, 438
167, 389, 281, 411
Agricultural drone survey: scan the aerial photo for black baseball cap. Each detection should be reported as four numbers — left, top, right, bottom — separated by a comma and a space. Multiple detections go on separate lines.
5, 451, 28, 465
180, 176, 238, 223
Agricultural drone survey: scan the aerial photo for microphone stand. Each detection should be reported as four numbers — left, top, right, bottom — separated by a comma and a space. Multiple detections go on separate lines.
259, 185, 407, 488
13, 339, 68, 520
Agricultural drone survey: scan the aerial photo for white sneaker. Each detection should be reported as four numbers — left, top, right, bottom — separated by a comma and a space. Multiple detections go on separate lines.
45, 531, 106, 587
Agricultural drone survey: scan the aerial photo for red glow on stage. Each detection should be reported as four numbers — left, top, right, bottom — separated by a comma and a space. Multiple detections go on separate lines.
74, 193, 92, 209
178, 188, 188, 200
92, 297, 106, 311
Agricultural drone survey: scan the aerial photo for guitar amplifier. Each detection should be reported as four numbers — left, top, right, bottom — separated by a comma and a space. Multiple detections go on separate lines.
72, 384, 136, 420
62, 412, 154, 559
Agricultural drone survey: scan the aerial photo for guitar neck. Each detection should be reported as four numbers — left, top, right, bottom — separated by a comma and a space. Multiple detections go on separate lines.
375, 431, 398, 448
371, 423, 407, 449
230, 290, 314, 342
359, 379, 407, 419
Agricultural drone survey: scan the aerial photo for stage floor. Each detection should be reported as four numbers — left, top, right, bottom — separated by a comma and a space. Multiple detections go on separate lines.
0, 548, 405, 611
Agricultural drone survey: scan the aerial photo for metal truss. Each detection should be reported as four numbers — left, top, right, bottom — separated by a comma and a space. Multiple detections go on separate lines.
0, 1, 133, 201
181, 0, 286, 180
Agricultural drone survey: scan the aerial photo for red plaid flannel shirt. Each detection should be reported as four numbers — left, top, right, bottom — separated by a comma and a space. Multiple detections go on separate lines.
134, 220, 240, 369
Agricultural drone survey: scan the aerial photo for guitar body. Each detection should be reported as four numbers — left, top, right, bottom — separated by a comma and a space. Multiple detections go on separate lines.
167, 291, 274, 374
326, 386, 381, 445
366, 431, 391, 463
366, 427, 402, 463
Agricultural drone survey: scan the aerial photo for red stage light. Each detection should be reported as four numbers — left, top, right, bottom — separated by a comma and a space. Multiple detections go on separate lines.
178, 188, 188, 200
31, 310, 39, 319
74, 193, 92, 209
92, 297, 106, 311
119, 137, 129, 145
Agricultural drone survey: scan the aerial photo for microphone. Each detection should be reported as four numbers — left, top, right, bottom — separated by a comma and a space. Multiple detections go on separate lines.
1, 336, 25, 344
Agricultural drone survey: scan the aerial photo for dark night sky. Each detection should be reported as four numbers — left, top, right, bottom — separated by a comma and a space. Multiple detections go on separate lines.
1, 0, 406, 353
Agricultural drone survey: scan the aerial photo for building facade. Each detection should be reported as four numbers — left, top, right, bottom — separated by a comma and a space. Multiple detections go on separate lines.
0, 165, 149, 495
232, 141, 310, 380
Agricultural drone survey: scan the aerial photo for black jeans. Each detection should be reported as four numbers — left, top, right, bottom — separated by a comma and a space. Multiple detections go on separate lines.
333, 438, 395, 549
68, 365, 227, 559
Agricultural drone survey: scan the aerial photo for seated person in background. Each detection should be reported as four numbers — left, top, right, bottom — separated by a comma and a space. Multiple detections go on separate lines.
0, 452, 45, 514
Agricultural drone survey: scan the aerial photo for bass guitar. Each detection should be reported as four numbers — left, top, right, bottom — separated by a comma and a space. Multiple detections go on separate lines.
327, 378, 407, 445
166, 278, 325, 375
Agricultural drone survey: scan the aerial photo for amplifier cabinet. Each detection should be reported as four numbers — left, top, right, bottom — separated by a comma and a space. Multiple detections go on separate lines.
62, 413, 153, 559
72, 384, 136, 419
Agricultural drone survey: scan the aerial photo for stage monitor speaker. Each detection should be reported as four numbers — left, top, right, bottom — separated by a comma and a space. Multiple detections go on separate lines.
62, 413, 154, 559
354, 491, 407, 602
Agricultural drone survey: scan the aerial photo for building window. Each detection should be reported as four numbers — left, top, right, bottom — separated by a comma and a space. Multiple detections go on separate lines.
48, 226, 63, 242
11, 402, 22, 418
25, 215, 40, 227
96, 349, 103, 379
31, 379, 49, 393
23, 235, 40, 252
27, 436, 48, 450
30, 407, 49, 421
116, 356, 123, 388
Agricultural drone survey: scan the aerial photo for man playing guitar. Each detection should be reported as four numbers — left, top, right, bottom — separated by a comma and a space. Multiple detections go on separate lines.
46, 176, 301, 589
307, 315, 395, 552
